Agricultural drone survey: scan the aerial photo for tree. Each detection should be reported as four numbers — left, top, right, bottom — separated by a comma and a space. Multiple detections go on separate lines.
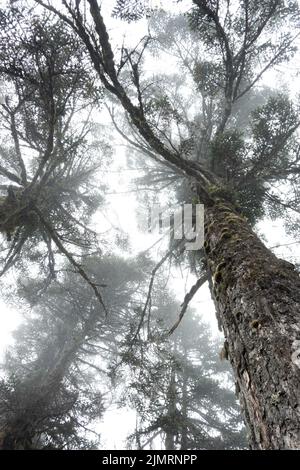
124, 304, 246, 450
0, 7, 109, 307
32, 0, 300, 448
0, 253, 151, 449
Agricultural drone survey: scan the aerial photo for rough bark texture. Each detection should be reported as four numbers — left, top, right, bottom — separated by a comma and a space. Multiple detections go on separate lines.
204, 200, 300, 449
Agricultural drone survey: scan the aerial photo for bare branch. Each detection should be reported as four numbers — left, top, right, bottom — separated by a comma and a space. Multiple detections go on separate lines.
34, 206, 108, 315
236, 32, 300, 100
0, 164, 21, 185
168, 273, 208, 335
132, 241, 184, 343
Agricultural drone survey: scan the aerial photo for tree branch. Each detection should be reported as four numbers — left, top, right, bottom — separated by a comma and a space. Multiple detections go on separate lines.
34, 206, 108, 315
168, 273, 208, 335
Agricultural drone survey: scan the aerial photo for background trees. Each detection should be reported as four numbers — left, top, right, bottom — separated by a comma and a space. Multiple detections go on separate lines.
124, 305, 246, 450
0, 254, 151, 449
0, 249, 246, 450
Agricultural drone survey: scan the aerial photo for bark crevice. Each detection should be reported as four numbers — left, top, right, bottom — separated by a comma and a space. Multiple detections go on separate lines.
204, 200, 300, 449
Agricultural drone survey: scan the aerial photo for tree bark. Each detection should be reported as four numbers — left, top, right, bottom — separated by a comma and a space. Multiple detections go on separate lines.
204, 199, 300, 449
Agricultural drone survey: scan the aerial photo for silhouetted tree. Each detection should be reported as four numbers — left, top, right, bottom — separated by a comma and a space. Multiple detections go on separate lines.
0, 254, 151, 449
124, 299, 246, 450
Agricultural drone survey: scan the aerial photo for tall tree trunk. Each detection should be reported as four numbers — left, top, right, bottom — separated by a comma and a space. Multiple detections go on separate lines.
204, 199, 300, 449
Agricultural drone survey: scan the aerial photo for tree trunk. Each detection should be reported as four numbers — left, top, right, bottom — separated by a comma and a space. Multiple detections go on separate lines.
204, 199, 300, 449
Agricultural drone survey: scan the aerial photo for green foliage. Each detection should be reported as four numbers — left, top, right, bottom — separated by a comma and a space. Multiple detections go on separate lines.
193, 61, 224, 96
112, 0, 146, 22
210, 130, 245, 178
251, 93, 298, 167
208, 132, 266, 224
145, 93, 183, 128
112, 0, 162, 22
187, 0, 299, 50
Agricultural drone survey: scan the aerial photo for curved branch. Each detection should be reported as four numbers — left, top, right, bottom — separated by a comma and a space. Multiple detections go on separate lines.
34, 206, 108, 315
168, 272, 208, 336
